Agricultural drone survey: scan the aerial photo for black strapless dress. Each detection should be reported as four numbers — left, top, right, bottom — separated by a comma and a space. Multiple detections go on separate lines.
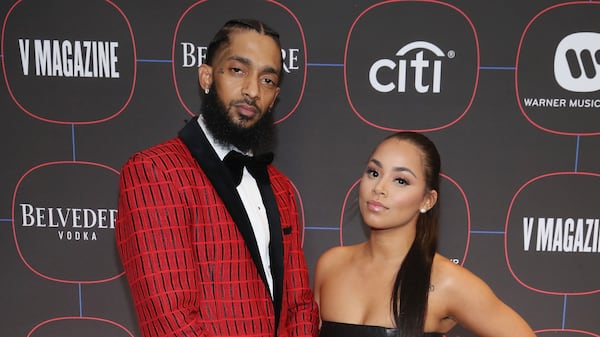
319, 321, 443, 337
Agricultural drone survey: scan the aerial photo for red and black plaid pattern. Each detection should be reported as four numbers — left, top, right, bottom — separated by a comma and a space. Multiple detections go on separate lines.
116, 138, 319, 337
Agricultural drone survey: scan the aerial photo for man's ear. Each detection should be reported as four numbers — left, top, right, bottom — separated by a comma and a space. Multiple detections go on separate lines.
269, 87, 281, 109
198, 64, 213, 91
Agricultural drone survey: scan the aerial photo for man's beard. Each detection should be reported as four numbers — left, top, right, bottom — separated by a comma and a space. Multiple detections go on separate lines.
201, 85, 276, 154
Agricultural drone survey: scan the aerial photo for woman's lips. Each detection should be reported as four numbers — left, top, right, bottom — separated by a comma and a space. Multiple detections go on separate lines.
366, 200, 387, 212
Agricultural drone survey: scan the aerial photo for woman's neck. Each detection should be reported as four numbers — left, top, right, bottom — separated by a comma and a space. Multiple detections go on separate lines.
363, 227, 415, 263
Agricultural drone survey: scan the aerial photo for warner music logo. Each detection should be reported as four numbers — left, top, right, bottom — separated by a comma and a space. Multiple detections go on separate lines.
369, 41, 454, 94
179, 42, 301, 74
522, 216, 600, 253
18, 39, 120, 78
554, 32, 600, 93
522, 97, 600, 108
20, 203, 116, 241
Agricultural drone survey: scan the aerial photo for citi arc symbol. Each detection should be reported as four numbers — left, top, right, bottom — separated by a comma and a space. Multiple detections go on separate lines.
369, 41, 445, 94
554, 32, 600, 92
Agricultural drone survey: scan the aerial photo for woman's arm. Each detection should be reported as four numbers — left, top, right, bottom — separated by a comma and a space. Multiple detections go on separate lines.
444, 262, 536, 337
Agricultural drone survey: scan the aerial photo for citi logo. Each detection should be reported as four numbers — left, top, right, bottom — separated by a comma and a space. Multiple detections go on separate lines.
554, 32, 600, 93
369, 41, 453, 94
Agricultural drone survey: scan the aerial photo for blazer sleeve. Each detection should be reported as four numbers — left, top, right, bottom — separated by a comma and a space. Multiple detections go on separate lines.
116, 152, 207, 337
280, 182, 320, 337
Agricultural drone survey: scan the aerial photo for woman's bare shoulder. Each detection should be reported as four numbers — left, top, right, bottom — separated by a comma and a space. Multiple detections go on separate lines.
317, 244, 359, 266
316, 244, 365, 279
431, 253, 498, 306
431, 253, 476, 291
314, 244, 362, 294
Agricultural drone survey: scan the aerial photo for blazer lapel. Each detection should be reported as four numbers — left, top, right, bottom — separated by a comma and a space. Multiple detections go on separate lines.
177, 117, 270, 289
255, 171, 284, 328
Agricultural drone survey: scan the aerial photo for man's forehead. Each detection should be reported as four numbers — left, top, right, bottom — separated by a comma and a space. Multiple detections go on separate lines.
215, 30, 281, 68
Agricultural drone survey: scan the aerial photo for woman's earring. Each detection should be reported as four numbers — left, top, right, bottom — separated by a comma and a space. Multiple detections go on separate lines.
204, 88, 209, 94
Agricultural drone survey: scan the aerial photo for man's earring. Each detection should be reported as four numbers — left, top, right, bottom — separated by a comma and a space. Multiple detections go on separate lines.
420, 208, 427, 214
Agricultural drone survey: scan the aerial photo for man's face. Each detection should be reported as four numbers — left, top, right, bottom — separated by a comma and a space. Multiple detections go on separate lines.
198, 29, 282, 152
203, 29, 281, 129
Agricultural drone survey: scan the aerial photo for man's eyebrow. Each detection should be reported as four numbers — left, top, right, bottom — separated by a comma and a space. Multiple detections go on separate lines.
229, 55, 251, 66
229, 55, 280, 75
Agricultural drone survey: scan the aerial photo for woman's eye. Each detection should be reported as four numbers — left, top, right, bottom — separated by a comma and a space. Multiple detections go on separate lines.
394, 178, 408, 185
366, 168, 378, 178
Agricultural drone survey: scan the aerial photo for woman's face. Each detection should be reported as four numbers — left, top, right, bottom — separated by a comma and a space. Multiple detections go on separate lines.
358, 138, 436, 231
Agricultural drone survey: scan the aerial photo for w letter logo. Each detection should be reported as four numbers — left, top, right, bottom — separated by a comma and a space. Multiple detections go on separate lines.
554, 32, 600, 92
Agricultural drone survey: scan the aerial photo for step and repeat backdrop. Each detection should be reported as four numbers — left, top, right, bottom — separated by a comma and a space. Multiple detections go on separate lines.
1, 0, 599, 336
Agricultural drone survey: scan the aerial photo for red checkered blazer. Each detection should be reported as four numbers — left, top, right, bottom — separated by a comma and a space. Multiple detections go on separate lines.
116, 117, 319, 337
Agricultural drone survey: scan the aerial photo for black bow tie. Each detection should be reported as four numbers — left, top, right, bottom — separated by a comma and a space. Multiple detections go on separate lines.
223, 150, 274, 186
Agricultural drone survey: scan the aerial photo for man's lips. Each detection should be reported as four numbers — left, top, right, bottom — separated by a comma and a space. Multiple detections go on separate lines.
235, 103, 258, 118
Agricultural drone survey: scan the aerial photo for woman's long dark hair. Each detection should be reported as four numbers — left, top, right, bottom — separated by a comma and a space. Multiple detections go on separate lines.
384, 132, 441, 337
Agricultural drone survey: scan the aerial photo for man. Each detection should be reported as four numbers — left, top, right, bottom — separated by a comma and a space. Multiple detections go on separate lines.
116, 19, 319, 337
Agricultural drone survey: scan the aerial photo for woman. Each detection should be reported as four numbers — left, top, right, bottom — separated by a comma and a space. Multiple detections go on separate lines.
314, 132, 535, 337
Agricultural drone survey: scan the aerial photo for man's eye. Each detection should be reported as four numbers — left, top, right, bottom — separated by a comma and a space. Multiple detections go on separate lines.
262, 77, 278, 86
